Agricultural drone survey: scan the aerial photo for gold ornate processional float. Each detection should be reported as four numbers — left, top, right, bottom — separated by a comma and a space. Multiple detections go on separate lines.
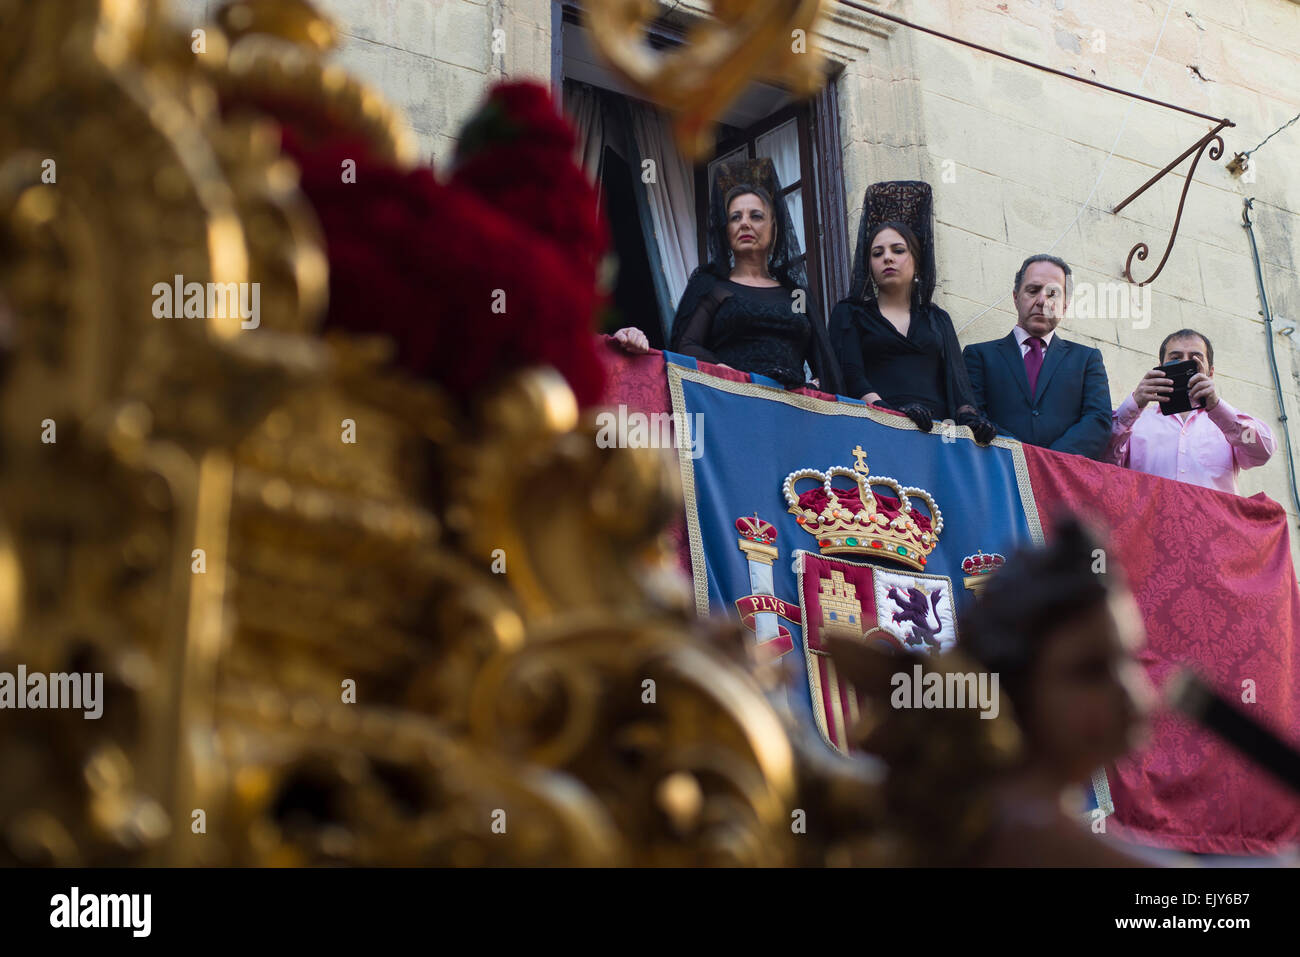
0, 0, 1020, 866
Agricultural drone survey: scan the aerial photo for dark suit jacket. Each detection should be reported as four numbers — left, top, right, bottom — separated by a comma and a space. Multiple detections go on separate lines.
963, 332, 1111, 459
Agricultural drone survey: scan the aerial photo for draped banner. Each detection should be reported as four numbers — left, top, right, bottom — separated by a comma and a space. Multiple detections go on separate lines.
1026, 447, 1300, 855
667, 362, 1046, 758
600, 338, 1300, 855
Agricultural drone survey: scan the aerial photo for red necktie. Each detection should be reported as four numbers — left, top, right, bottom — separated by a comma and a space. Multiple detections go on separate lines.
1024, 336, 1045, 394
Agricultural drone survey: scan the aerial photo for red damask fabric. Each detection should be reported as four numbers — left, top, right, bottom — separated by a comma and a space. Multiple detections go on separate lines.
600, 341, 1300, 854
1025, 445, 1300, 855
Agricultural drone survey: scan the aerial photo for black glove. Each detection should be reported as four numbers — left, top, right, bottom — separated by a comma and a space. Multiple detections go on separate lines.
898, 402, 934, 433
871, 397, 933, 433
956, 407, 998, 445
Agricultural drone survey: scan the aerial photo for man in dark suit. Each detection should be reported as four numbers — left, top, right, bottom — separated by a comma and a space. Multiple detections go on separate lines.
963, 254, 1111, 459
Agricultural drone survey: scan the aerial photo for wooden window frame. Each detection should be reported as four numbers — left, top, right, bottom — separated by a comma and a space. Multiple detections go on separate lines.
811, 74, 851, 313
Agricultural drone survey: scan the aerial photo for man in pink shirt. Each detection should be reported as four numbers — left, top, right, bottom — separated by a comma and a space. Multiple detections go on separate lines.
1108, 329, 1275, 494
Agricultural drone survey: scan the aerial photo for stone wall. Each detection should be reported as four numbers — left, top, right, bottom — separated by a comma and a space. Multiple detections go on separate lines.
178, 0, 537, 166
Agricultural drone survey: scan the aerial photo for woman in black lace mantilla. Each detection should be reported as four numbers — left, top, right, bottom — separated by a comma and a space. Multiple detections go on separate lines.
830, 181, 995, 444
614, 159, 842, 394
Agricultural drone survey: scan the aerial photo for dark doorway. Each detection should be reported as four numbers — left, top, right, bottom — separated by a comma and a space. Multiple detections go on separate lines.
597, 144, 665, 349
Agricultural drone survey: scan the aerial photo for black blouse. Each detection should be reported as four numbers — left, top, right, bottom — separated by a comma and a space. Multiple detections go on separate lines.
673, 279, 814, 389
829, 298, 977, 420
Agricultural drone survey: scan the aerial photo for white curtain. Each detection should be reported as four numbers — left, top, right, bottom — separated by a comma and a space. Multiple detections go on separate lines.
563, 82, 698, 334
627, 103, 698, 313
563, 82, 609, 208
756, 119, 805, 255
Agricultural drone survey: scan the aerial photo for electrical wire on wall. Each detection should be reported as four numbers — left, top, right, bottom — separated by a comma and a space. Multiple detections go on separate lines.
1241, 197, 1300, 530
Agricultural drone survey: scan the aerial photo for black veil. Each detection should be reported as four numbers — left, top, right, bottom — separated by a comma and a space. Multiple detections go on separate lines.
672, 158, 808, 341
839, 179, 982, 421
670, 158, 842, 394
848, 180, 937, 308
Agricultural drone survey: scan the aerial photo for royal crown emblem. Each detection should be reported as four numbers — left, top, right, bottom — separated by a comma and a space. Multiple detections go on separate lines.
961, 550, 1006, 593
783, 445, 942, 572
735, 514, 777, 547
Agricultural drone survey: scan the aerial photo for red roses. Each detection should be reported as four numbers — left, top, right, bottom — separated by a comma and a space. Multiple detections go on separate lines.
267, 81, 610, 407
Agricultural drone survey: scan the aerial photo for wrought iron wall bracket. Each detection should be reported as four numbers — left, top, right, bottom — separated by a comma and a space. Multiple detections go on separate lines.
1112, 119, 1233, 286
831, 0, 1238, 291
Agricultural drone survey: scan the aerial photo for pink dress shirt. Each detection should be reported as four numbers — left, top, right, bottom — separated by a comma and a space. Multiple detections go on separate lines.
1107, 393, 1276, 494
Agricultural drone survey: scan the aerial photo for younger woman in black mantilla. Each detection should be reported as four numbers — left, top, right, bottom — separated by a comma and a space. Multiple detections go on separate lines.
830, 182, 995, 444
612, 159, 842, 395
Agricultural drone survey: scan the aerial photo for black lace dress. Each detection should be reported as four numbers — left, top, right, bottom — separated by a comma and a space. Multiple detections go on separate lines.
671, 278, 817, 389
829, 298, 977, 420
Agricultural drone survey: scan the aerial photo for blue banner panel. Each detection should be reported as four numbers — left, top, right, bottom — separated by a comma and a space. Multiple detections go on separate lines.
668, 364, 1042, 735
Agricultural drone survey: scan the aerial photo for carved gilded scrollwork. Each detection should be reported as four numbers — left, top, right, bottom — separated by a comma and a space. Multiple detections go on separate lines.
583, 0, 830, 158
0, 0, 1021, 868
468, 619, 797, 866
0, 0, 273, 865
